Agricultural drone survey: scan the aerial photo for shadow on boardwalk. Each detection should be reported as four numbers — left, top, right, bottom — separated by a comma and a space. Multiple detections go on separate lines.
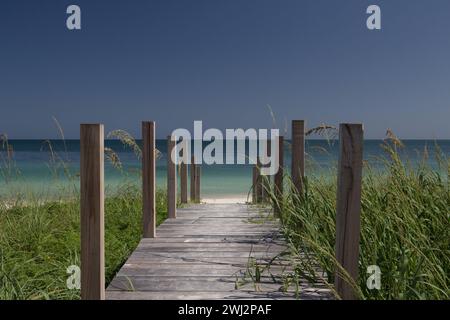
106, 203, 332, 300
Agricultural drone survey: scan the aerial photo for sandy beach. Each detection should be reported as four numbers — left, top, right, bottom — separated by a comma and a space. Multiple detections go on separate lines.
201, 197, 249, 204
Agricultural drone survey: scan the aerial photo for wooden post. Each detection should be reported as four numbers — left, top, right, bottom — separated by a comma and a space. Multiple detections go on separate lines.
195, 165, 201, 203
167, 136, 177, 218
335, 123, 363, 300
252, 165, 258, 203
180, 138, 188, 204
180, 162, 188, 204
190, 155, 196, 202
142, 121, 156, 238
256, 158, 264, 203
260, 140, 269, 203
274, 136, 284, 215
292, 120, 305, 194
80, 124, 105, 300
256, 158, 263, 203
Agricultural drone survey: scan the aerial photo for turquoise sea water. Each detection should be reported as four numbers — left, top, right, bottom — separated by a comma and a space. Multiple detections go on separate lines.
0, 139, 448, 199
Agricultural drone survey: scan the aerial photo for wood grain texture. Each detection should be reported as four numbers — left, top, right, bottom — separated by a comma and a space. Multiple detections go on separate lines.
106, 203, 332, 300
335, 123, 363, 300
167, 136, 177, 219
261, 139, 271, 202
194, 165, 201, 202
80, 124, 105, 300
190, 155, 196, 202
106, 291, 307, 300
142, 121, 156, 238
256, 158, 263, 203
180, 162, 188, 204
274, 136, 284, 215
291, 120, 305, 194
180, 139, 188, 204
252, 165, 258, 203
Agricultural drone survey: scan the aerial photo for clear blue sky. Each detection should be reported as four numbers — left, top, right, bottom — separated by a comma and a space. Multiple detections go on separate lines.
1, 0, 450, 139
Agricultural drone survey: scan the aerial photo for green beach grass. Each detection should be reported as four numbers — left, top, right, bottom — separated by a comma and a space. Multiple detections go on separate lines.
0, 184, 167, 300
0, 131, 169, 300
267, 137, 449, 300
0, 129, 448, 300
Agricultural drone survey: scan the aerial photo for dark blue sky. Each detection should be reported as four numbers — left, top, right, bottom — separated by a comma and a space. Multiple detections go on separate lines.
1, 0, 450, 139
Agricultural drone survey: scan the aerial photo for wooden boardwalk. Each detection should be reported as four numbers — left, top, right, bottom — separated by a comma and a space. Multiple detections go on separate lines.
80, 121, 362, 299
106, 203, 331, 300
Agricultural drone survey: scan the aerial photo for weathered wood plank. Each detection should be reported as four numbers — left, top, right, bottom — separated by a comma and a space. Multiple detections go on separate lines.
274, 135, 284, 215
139, 237, 285, 244
261, 139, 272, 202
180, 162, 188, 204
252, 165, 258, 203
117, 265, 290, 277
132, 247, 285, 254
195, 165, 201, 202
129, 251, 282, 259
106, 291, 303, 300
335, 123, 363, 300
292, 120, 305, 194
109, 276, 287, 292
190, 155, 196, 202
142, 121, 156, 238
180, 139, 188, 204
256, 159, 263, 203
135, 242, 286, 249
124, 257, 290, 266
161, 219, 278, 225
106, 203, 329, 300
80, 124, 105, 300
155, 224, 280, 230
138, 242, 287, 251
125, 256, 292, 263
167, 136, 177, 219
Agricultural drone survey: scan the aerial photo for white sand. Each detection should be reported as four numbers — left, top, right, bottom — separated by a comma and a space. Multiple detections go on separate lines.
201, 197, 249, 204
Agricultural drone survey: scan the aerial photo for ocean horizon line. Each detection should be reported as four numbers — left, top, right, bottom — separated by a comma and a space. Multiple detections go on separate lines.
3, 138, 450, 141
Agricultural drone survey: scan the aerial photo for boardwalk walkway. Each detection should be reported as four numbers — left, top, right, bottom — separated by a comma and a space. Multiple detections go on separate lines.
106, 203, 331, 300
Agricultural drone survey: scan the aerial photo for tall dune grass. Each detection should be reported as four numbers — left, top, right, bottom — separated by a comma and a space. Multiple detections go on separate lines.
0, 130, 168, 300
267, 138, 449, 299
